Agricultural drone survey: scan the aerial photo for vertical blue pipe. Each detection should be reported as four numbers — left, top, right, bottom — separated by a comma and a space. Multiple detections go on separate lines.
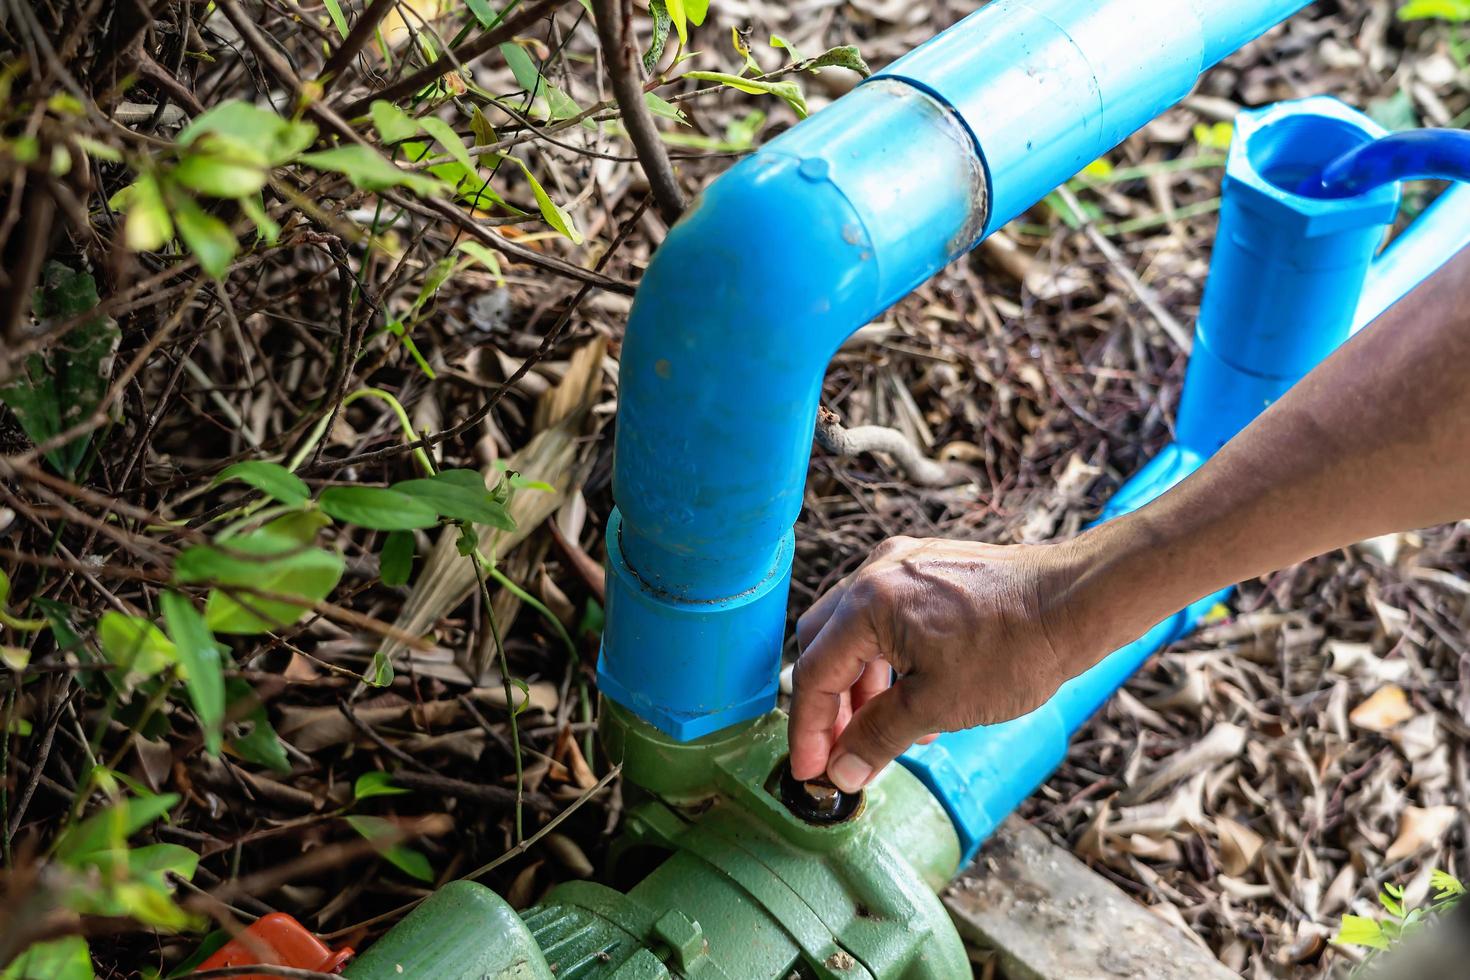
601, 0, 1313, 740
901, 98, 1405, 862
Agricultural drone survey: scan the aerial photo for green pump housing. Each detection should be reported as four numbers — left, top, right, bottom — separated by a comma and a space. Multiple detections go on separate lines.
345, 705, 966, 979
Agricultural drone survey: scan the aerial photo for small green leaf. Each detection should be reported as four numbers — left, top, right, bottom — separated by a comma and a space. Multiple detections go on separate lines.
172, 136, 269, 198
214, 460, 310, 507
172, 196, 238, 279
239, 193, 281, 244
114, 176, 174, 252
319, 486, 440, 530
368, 650, 394, 687
354, 771, 410, 800
1, 936, 94, 980
1, 646, 29, 670
391, 471, 515, 528
1191, 121, 1234, 152
455, 241, 505, 284
644, 0, 671, 73
769, 34, 802, 64
1333, 914, 1389, 950
644, 92, 688, 124
499, 41, 542, 95
513, 158, 583, 243
0, 568, 46, 632
97, 612, 178, 681
463, 0, 498, 27
161, 591, 225, 755
300, 145, 443, 195
419, 116, 479, 175
1398, 0, 1470, 22
56, 792, 180, 865
379, 530, 414, 587
224, 678, 291, 773
804, 44, 872, 77
470, 107, 498, 147
345, 815, 433, 881
682, 71, 808, 119
370, 100, 419, 144
178, 101, 317, 166
323, 0, 349, 37
176, 531, 344, 635
666, 0, 688, 44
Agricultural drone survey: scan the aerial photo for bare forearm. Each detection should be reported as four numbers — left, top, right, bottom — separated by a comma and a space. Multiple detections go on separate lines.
1068, 244, 1470, 652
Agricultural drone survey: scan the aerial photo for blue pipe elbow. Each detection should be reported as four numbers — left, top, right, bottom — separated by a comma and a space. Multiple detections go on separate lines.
603, 0, 1313, 741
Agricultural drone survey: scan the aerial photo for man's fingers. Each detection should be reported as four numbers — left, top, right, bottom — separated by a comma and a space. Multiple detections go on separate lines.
851, 657, 892, 713
826, 678, 935, 793
795, 572, 852, 652
787, 596, 884, 781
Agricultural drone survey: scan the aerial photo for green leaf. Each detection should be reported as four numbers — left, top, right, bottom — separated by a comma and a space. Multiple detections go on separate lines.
1398, 0, 1470, 21
682, 71, 808, 119
0, 567, 46, 632
1, 936, 94, 980
323, 0, 349, 37
368, 650, 394, 687
418, 117, 479, 174
97, 612, 178, 682
684, 0, 709, 26
172, 196, 238, 279
644, 0, 671, 73
160, 591, 225, 755
513, 158, 583, 243
0, 262, 120, 477
379, 530, 414, 587
345, 815, 433, 881
804, 44, 872, 77
172, 136, 269, 198
1191, 121, 1234, 152
464, 0, 499, 27
1, 645, 29, 670
1333, 914, 1389, 950
214, 460, 310, 507
1431, 869, 1466, 898
56, 792, 180, 865
470, 106, 498, 147
224, 678, 291, 773
178, 101, 317, 166
1367, 88, 1420, 132
114, 176, 174, 251
319, 486, 440, 530
370, 100, 419, 145
391, 471, 515, 528
455, 241, 505, 284
239, 193, 281, 244
769, 34, 802, 64
666, 0, 688, 44
499, 41, 542, 95
300, 145, 443, 195
176, 531, 345, 635
644, 92, 688, 124
354, 771, 410, 800
261, 508, 332, 546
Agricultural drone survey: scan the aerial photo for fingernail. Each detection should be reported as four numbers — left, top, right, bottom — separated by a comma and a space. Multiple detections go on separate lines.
828, 753, 873, 793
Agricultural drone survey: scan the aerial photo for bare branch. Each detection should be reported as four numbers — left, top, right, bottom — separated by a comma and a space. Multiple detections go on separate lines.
814, 406, 967, 488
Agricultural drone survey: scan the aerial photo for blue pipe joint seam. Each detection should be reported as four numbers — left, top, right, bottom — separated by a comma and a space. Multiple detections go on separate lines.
1177, 97, 1399, 454
875, 0, 1313, 237
598, 512, 792, 740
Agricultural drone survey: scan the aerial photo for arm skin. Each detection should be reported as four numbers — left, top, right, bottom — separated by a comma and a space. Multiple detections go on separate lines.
789, 243, 1470, 793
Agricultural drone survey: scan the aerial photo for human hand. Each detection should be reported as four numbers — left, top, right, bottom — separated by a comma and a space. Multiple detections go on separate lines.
788, 535, 1113, 793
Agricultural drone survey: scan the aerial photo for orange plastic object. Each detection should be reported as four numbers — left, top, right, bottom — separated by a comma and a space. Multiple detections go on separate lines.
195, 913, 353, 978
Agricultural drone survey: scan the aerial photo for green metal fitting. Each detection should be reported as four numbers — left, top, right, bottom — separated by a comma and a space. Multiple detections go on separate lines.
346, 701, 967, 979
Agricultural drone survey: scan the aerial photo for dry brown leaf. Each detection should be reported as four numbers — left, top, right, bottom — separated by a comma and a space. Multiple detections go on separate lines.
1384, 805, 1460, 863
1348, 684, 1417, 733
1119, 724, 1246, 805
1216, 816, 1264, 877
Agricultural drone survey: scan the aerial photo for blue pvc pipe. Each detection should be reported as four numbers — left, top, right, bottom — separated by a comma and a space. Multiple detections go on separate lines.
901, 100, 1470, 863
1303, 129, 1470, 198
601, 0, 1311, 740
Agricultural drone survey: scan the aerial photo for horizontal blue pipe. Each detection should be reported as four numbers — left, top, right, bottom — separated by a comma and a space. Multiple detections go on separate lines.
602, 0, 1312, 740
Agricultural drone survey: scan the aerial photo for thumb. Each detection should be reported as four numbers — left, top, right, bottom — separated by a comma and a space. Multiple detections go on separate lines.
825, 677, 934, 793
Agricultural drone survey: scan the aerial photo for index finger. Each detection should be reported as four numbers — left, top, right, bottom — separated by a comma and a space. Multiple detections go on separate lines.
787, 595, 885, 780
